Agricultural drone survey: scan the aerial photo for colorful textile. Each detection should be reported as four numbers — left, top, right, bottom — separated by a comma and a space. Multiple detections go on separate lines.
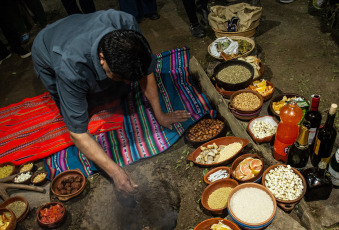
0, 93, 123, 165
44, 47, 215, 179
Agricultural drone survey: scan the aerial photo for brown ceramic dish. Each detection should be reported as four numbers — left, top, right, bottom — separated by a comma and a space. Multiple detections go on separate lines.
0, 208, 17, 230
37, 202, 66, 229
229, 89, 263, 114
0, 162, 16, 179
201, 178, 239, 215
187, 136, 250, 167
0, 196, 29, 222
17, 162, 34, 173
231, 154, 264, 184
262, 164, 307, 212
204, 166, 231, 185
194, 218, 241, 230
215, 83, 237, 99
247, 115, 278, 143
247, 80, 275, 101
13, 171, 32, 185
51, 169, 86, 201
231, 107, 262, 121
31, 170, 47, 186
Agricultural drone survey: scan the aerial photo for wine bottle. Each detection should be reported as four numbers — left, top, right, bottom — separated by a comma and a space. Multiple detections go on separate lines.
286, 121, 310, 171
304, 95, 322, 148
328, 148, 339, 187
311, 103, 338, 167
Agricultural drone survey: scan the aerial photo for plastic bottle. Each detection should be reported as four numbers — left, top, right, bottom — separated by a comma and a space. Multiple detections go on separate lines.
273, 99, 303, 162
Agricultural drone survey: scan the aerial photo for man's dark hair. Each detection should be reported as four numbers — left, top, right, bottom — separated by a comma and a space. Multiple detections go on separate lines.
98, 30, 153, 81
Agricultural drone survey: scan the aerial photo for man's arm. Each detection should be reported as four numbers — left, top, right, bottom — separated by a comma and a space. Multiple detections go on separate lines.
139, 72, 191, 129
69, 131, 138, 196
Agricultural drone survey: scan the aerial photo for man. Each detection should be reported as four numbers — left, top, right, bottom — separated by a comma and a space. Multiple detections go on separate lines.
32, 9, 190, 197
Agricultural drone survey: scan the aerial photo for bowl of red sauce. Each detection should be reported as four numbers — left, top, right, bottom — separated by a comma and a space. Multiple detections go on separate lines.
37, 202, 66, 229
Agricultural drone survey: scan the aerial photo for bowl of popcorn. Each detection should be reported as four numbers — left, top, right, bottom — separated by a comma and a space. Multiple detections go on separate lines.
247, 116, 278, 143
262, 164, 307, 212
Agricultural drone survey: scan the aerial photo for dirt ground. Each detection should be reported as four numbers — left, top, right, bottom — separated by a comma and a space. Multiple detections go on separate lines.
0, 0, 338, 229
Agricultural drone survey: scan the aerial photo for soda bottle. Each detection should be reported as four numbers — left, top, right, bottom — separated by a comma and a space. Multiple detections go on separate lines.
273, 99, 303, 162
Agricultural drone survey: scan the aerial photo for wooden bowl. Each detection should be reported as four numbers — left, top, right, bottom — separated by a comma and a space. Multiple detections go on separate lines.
247, 115, 278, 143
231, 154, 264, 184
0, 196, 29, 222
37, 202, 66, 229
194, 218, 241, 230
204, 166, 231, 184
262, 164, 307, 212
201, 178, 239, 215
51, 169, 86, 201
187, 136, 250, 167
231, 107, 262, 121
247, 80, 275, 101
229, 89, 263, 114
184, 115, 228, 148
31, 170, 47, 186
17, 162, 34, 173
215, 83, 237, 99
0, 208, 17, 230
13, 171, 32, 185
227, 183, 277, 229
0, 162, 16, 179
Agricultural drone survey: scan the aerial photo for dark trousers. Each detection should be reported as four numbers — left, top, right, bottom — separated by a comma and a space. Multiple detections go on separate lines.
118, 0, 157, 20
182, 0, 208, 25
61, 0, 96, 15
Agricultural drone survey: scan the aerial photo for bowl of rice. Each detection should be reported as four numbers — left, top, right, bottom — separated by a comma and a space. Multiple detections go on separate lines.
227, 183, 277, 229
201, 178, 239, 215
194, 218, 241, 230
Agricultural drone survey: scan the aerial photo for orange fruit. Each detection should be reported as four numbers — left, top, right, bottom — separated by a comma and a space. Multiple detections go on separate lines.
240, 163, 252, 176
250, 159, 263, 175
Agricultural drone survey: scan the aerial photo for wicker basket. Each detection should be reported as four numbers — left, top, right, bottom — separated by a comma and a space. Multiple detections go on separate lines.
212, 26, 257, 38
208, 36, 255, 61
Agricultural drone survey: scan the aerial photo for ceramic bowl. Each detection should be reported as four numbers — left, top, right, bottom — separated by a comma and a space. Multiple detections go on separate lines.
231, 107, 262, 121
194, 218, 241, 230
231, 154, 264, 184
201, 178, 239, 215
187, 136, 250, 167
37, 202, 66, 229
247, 115, 278, 143
0, 208, 17, 230
13, 171, 32, 184
227, 183, 277, 229
204, 166, 231, 185
229, 90, 263, 114
247, 80, 275, 101
1, 196, 29, 222
51, 169, 86, 201
215, 83, 237, 99
31, 170, 47, 186
17, 162, 34, 173
184, 115, 228, 148
262, 164, 307, 212
0, 162, 16, 179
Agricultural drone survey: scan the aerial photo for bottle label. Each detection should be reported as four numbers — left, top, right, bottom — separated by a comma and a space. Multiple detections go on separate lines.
295, 142, 308, 150
308, 128, 317, 145
314, 138, 321, 156
328, 164, 339, 186
321, 156, 331, 164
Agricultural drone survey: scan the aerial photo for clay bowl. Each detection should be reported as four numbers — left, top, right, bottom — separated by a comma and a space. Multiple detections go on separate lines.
0, 208, 17, 230
51, 169, 86, 201
0, 196, 29, 222
204, 166, 231, 185
213, 60, 255, 91
13, 171, 32, 185
246, 80, 275, 101
201, 178, 239, 215
37, 202, 66, 229
227, 183, 277, 229
269, 93, 310, 119
31, 170, 47, 186
194, 218, 241, 230
262, 164, 307, 212
17, 162, 34, 174
229, 89, 263, 114
184, 115, 228, 148
215, 83, 237, 99
247, 115, 278, 143
187, 136, 250, 167
0, 162, 16, 179
231, 154, 265, 184
231, 107, 262, 121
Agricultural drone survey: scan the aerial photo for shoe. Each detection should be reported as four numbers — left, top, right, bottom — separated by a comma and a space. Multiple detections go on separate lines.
190, 24, 206, 38
145, 13, 160, 20
0, 50, 12, 65
20, 33, 30, 44
12, 47, 31, 59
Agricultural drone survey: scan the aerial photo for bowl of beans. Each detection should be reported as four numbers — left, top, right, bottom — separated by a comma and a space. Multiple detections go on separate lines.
229, 90, 263, 114
213, 60, 254, 91
184, 116, 228, 148
13, 171, 32, 184
201, 178, 239, 215
0, 162, 16, 179
227, 183, 277, 229
31, 170, 47, 186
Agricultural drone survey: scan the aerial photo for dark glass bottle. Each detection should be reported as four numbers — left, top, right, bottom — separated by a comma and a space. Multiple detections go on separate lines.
328, 148, 339, 187
311, 103, 338, 167
303, 161, 333, 201
286, 121, 310, 171
304, 95, 322, 148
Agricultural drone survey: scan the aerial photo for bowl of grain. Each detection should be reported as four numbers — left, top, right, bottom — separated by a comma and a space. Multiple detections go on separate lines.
231, 154, 264, 184
213, 60, 254, 91
247, 116, 278, 143
187, 136, 250, 167
17, 162, 34, 174
227, 183, 277, 229
194, 218, 241, 230
229, 90, 263, 114
262, 164, 306, 212
1, 196, 29, 222
31, 170, 47, 186
204, 166, 231, 185
201, 178, 239, 215
0, 162, 16, 179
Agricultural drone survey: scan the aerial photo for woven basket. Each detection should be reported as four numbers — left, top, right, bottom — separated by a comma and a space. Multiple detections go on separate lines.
208, 36, 255, 61
212, 27, 257, 38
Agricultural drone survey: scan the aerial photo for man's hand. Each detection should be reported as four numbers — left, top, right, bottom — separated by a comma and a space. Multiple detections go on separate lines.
112, 168, 138, 197
156, 110, 191, 130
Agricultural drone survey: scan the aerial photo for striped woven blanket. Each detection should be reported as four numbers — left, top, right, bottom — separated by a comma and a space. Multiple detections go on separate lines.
42, 47, 214, 179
